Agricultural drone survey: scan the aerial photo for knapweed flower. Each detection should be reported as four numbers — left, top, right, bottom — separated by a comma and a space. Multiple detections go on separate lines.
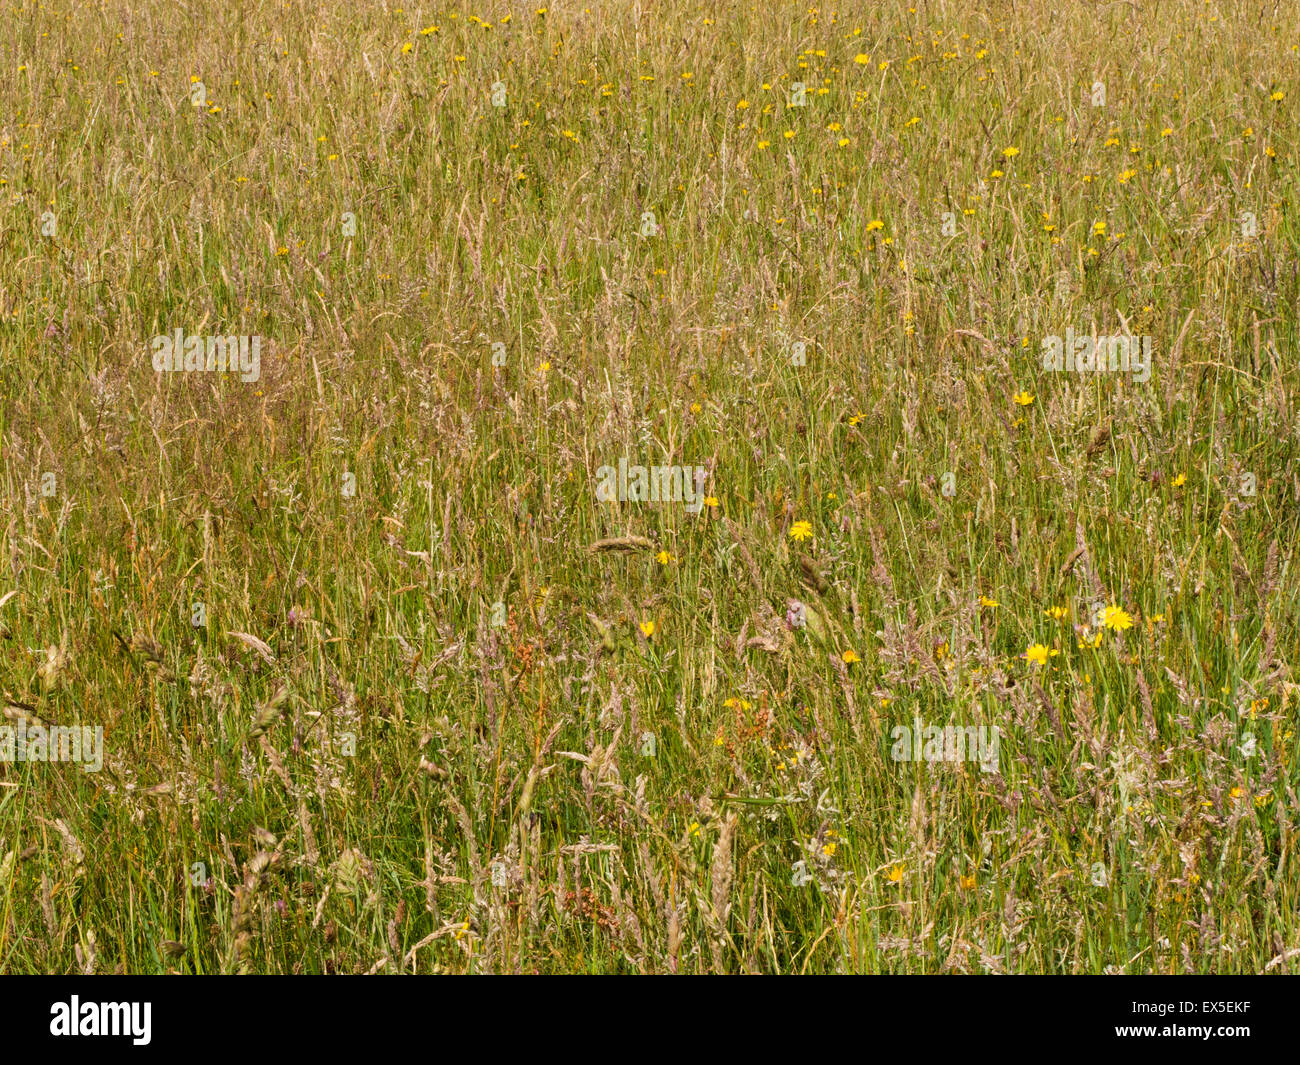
789, 520, 813, 542
1102, 606, 1134, 632
1024, 643, 1050, 666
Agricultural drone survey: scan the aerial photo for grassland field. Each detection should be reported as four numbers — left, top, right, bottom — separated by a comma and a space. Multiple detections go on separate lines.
1, 0, 1299, 975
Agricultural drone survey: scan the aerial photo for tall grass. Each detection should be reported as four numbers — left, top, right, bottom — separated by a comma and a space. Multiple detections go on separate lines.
0, 0, 1297, 974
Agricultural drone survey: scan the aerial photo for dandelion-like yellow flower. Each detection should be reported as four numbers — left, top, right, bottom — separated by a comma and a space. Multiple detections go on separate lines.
887, 864, 904, 883
789, 520, 813, 542
1024, 643, 1049, 666
842, 649, 860, 665
1013, 390, 1034, 406
1102, 606, 1134, 632
639, 620, 656, 638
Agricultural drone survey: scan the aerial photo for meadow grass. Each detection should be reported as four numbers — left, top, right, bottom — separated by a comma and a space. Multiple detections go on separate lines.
0, 0, 1298, 974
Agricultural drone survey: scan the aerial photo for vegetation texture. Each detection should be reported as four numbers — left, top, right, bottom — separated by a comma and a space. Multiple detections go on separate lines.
1, 0, 1298, 974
